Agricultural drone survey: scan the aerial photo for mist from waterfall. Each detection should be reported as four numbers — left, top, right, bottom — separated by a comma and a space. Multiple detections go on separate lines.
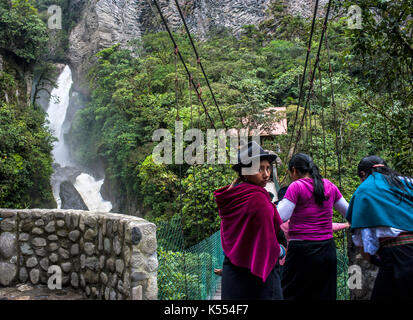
46, 65, 112, 212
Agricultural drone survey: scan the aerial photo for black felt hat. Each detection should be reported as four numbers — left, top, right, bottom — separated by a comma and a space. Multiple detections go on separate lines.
232, 141, 277, 173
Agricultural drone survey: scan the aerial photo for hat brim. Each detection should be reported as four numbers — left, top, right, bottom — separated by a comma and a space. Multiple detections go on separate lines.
232, 154, 277, 172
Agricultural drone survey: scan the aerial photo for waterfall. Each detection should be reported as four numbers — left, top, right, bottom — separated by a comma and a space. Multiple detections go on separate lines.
47, 65, 112, 212
47, 65, 72, 167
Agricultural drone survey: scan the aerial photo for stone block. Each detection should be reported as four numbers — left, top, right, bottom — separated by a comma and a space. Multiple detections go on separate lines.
85, 257, 98, 270
84, 242, 96, 256
138, 235, 157, 255
19, 233, 30, 242
47, 234, 58, 241
29, 268, 40, 284
34, 219, 45, 226
19, 267, 28, 282
1, 218, 16, 232
49, 253, 59, 263
58, 247, 70, 260
0, 232, 16, 259
71, 244, 80, 256
0, 262, 17, 285
26, 256, 38, 268
115, 259, 125, 275
69, 230, 80, 242
56, 220, 65, 227
146, 254, 158, 273
0, 211, 16, 218
61, 262, 72, 273
100, 272, 108, 285
113, 236, 122, 256
106, 258, 115, 272
131, 227, 142, 245
131, 253, 145, 269
104, 238, 111, 253
32, 227, 44, 235
40, 258, 49, 271
20, 243, 33, 255
45, 221, 56, 233
131, 285, 142, 300
144, 276, 158, 300
84, 216, 97, 228
57, 230, 68, 237
84, 270, 99, 284
32, 237, 47, 247
48, 242, 59, 252
35, 248, 47, 257
71, 272, 79, 288
71, 214, 80, 228
84, 228, 97, 240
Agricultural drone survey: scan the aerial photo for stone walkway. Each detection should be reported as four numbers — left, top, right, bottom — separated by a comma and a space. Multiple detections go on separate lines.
0, 283, 87, 300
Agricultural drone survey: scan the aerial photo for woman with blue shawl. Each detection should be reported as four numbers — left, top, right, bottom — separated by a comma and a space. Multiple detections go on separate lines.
346, 155, 413, 300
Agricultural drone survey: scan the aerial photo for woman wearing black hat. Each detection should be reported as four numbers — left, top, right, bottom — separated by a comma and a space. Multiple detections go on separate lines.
214, 141, 285, 300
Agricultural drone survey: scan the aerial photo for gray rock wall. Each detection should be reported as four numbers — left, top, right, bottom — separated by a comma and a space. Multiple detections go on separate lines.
67, 0, 329, 94
0, 209, 158, 300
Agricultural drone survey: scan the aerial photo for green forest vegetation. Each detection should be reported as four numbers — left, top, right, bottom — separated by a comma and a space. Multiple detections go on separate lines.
0, 0, 412, 248
0, 0, 56, 208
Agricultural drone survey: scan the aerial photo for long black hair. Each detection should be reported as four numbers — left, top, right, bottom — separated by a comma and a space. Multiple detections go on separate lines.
288, 153, 326, 205
357, 155, 413, 203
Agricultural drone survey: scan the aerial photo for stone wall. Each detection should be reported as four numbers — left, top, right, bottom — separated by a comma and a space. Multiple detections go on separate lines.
0, 209, 158, 300
347, 232, 378, 300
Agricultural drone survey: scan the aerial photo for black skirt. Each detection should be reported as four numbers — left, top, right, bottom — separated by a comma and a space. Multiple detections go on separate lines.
281, 238, 337, 300
221, 256, 283, 300
371, 243, 413, 300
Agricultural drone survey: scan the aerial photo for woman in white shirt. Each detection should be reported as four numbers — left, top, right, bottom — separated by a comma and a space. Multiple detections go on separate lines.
346, 155, 413, 300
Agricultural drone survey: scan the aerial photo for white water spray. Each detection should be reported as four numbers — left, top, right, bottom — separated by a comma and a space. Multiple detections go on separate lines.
47, 65, 72, 167
74, 173, 112, 212
46, 65, 112, 211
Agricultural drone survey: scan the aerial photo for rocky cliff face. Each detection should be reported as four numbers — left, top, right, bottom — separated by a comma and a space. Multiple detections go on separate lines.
67, 0, 328, 94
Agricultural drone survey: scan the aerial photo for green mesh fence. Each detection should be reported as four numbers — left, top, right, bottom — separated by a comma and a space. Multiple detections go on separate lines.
336, 231, 350, 300
157, 217, 224, 300
157, 218, 350, 300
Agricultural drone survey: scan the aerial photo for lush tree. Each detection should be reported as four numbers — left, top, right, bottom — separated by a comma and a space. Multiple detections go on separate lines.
0, 0, 48, 61
341, 0, 413, 174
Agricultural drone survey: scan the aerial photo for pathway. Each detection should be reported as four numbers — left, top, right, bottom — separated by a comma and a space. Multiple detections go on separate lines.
0, 283, 86, 300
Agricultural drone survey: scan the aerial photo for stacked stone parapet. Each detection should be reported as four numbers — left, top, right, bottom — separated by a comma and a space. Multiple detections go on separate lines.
0, 209, 158, 300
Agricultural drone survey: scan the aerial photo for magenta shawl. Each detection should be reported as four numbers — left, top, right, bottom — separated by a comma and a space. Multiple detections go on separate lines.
214, 182, 283, 282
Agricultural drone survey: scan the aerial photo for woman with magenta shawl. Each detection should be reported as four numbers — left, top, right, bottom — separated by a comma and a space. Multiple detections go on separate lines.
214, 141, 284, 300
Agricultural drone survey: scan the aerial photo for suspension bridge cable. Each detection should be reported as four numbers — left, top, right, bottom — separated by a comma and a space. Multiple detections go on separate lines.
317, 64, 328, 178
323, 23, 348, 299
151, 0, 216, 130
323, 24, 342, 191
173, 0, 228, 130
282, 0, 320, 172
291, 0, 333, 157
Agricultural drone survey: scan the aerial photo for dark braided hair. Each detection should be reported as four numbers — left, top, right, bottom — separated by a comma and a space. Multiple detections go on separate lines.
288, 153, 326, 206
357, 155, 413, 203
